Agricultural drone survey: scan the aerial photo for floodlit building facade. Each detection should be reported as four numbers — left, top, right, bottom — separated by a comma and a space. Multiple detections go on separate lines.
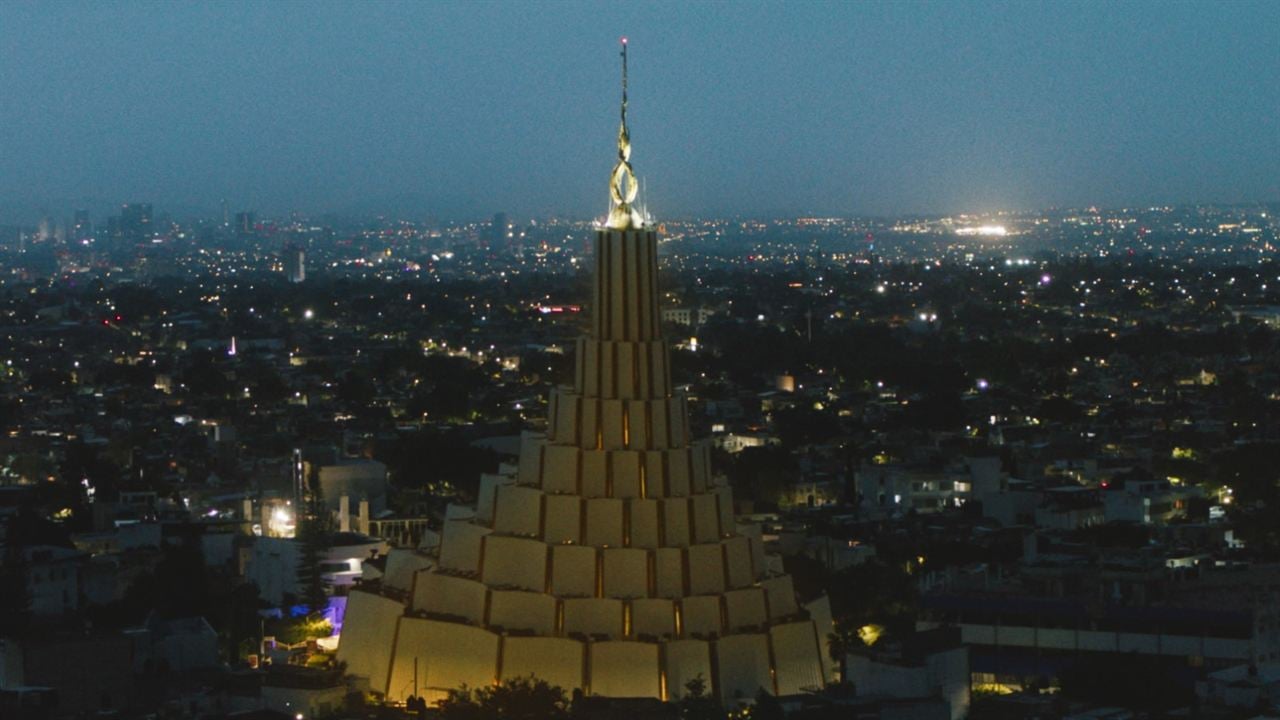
338, 41, 834, 705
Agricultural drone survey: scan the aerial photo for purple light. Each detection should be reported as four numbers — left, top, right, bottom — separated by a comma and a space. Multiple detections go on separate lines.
976, 379, 990, 391
1040, 274, 1051, 285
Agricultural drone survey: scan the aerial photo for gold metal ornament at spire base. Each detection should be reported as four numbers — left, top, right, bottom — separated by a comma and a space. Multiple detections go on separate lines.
607, 37, 645, 230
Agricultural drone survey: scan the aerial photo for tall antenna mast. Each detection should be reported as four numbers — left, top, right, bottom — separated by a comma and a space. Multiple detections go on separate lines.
607, 37, 642, 230
620, 36, 628, 153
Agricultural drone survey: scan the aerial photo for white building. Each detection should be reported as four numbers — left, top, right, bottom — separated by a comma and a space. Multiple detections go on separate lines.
1196, 662, 1280, 712
715, 432, 779, 454
316, 459, 388, 516
1102, 479, 1199, 525
846, 632, 970, 720
856, 464, 970, 515
661, 307, 715, 327
246, 533, 386, 606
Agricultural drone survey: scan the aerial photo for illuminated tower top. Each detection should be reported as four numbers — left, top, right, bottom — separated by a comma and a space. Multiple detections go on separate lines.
607, 37, 644, 230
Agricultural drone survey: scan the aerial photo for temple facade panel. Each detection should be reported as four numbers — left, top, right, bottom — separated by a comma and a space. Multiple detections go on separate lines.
387, 619, 500, 704
564, 597, 625, 639
680, 594, 723, 638
602, 547, 649, 599
590, 641, 661, 698
500, 636, 585, 691
724, 588, 769, 632
715, 633, 774, 702
664, 640, 713, 700
487, 589, 557, 635
550, 544, 598, 598
480, 535, 547, 592
632, 597, 677, 639
770, 621, 828, 694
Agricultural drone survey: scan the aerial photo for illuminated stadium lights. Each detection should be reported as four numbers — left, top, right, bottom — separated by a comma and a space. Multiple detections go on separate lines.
955, 225, 1009, 237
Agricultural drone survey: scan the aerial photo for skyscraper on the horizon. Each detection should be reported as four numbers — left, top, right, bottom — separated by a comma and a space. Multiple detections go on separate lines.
72, 210, 90, 241
338, 40, 833, 705
235, 211, 255, 237
489, 212, 509, 252
283, 243, 306, 283
120, 203, 152, 243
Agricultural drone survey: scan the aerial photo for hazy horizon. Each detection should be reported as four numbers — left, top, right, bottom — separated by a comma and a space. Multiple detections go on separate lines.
2, 1, 1277, 225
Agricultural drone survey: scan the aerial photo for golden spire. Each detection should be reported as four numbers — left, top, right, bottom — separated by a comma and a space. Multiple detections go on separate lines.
607, 37, 644, 230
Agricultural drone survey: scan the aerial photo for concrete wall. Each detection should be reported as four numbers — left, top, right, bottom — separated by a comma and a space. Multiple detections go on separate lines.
317, 460, 387, 515
957, 622, 1252, 661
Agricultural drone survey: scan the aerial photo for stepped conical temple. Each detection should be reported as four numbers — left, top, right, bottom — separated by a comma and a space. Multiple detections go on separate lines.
337, 40, 834, 705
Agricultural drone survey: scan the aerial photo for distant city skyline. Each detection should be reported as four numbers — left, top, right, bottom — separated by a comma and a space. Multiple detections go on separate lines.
1, 1, 1277, 224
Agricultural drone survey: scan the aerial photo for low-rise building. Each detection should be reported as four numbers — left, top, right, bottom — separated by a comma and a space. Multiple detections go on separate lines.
846, 628, 970, 720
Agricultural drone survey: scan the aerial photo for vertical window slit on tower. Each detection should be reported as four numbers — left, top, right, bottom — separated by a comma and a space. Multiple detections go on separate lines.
593, 232, 601, 337
538, 493, 548, 542
647, 551, 656, 598
649, 232, 660, 337
536, 442, 547, 491
631, 342, 640, 397
594, 341, 604, 404
620, 232, 631, 339
595, 550, 605, 598
576, 338, 586, 393
637, 231, 646, 337
644, 403, 654, 453
656, 496, 667, 547
483, 584, 494, 626
612, 234, 625, 339
622, 498, 631, 547
686, 496, 697, 546
598, 231, 609, 337
622, 402, 630, 447
545, 545, 554, 594
658, 649, 669, 702
663, 396, 674, 447
574, 446, 584, 497
637, 236, 648, 338
605, 451, 614, 497
579, 490, 588, 542
494, 629, 505, 686
638, 454, 647, 499
659, 448, 670, 498
680, 546, 692, 597
720, 541, 732, 592
549, 391, 559, 441
766, 633, 780, 696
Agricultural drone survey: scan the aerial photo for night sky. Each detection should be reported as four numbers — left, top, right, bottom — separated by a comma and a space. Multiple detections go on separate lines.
1, 1, 1276, 222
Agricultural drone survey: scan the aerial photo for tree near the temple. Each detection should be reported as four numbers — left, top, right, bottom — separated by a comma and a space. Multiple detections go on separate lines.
677, 675, 726, 720
437, 676, 569, 720
295, 465, 331, 614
